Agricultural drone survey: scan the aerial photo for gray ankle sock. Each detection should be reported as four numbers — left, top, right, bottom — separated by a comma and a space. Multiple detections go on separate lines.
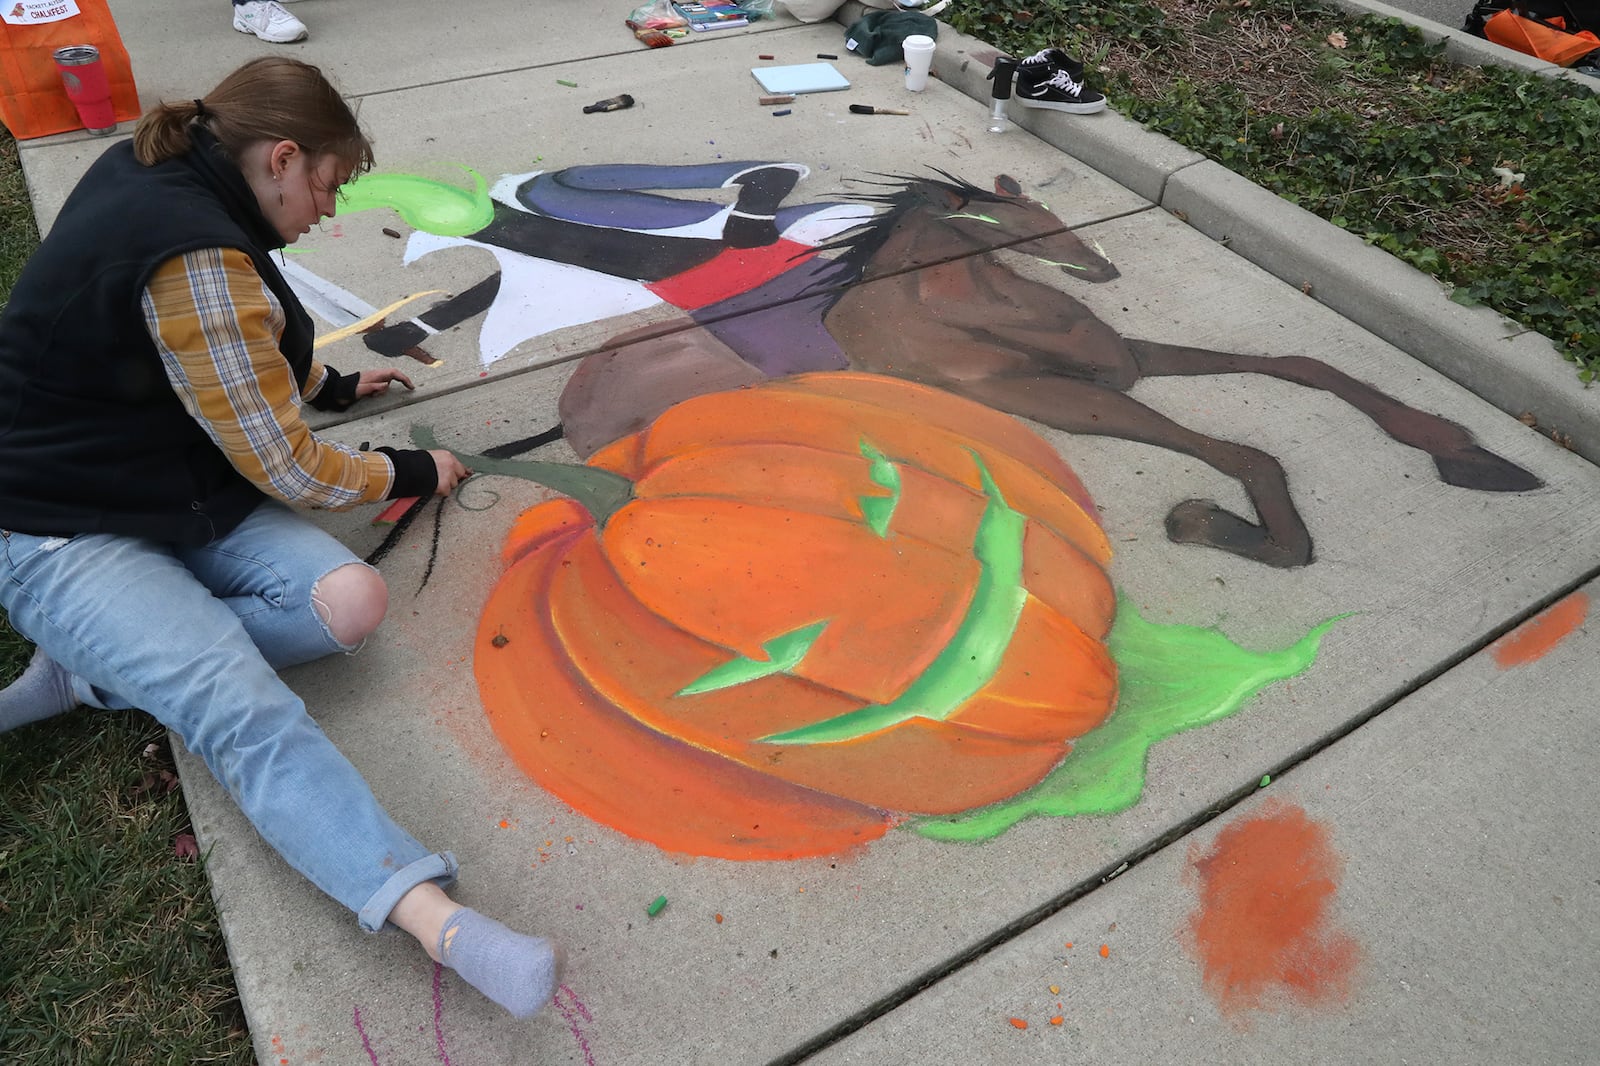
0, 648, 80, 733
437, 907, 558, 1018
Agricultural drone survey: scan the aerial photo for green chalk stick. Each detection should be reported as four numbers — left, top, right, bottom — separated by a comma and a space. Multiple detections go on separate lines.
557, 79, 578, 87
647, 895, 668, 916
1259, 774, 1271, 787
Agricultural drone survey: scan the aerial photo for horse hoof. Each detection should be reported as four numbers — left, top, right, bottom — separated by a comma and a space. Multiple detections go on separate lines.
1164, 499, 1313, 569
1434, 447, 1544, 493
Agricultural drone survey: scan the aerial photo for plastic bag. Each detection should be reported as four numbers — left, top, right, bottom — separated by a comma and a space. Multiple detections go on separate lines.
628, 0, 688, 29
1483, 7, 1600, 63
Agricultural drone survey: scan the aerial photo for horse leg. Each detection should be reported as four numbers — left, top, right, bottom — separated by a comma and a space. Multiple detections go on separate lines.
1126, 339, 1542, 492
364, 272, 503, 359
954, 373, 1313, 567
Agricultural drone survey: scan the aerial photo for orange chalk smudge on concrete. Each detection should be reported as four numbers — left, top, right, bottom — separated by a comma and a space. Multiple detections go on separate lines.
1049, 1015, 1064, 1026
1491, 591, 1589, 669
1008, 1017, 1028, 1029
1099, 944, 1109, 958
1185, 798, 1359, 1019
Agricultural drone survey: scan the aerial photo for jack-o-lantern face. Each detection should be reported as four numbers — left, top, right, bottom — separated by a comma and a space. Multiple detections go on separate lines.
474, 373, 1118, 860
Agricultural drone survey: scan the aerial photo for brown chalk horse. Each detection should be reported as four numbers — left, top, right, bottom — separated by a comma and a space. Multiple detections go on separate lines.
560, 172, 1540, 568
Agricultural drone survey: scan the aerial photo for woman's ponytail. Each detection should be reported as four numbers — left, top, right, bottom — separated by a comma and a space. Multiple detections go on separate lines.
130, 98, 206, 166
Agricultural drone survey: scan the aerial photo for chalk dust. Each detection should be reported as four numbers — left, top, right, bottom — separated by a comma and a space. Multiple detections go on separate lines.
1183, 798, 1359, 1022
1491, 591, 1589, 669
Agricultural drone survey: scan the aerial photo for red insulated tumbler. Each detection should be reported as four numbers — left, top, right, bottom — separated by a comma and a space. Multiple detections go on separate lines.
52, 45, 117, 135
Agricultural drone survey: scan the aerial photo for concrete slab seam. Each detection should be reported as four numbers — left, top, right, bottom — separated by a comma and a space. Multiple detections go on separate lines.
769, 559, 1600, 1065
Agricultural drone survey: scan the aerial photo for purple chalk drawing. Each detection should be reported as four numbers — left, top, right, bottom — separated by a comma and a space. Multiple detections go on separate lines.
352, 1004, 383, 1066
350, 969, 593, 1064
554, 984, 597, 1066
432, 962, 455, 1066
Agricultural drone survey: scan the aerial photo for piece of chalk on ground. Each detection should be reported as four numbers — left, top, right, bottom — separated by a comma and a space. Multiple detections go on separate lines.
557, 78, 578, 87
647, 895, 668, 916
772, 108, 792, 116
758, 53, 775, 59
759, 94, 795, 105
372, 496, 420, 526
817, 52, 838, 58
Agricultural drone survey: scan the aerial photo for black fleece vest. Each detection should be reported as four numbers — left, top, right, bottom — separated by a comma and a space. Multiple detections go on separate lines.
0, 128, 314, 545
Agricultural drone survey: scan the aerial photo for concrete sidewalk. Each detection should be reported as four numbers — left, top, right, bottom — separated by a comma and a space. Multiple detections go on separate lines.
16, 2, 1600, 1062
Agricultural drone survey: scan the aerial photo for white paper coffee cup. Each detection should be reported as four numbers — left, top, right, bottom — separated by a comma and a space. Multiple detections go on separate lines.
903, 34, 935, 92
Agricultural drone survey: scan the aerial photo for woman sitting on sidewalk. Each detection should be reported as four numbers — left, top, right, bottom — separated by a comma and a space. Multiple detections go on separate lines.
0, 56, 561, 1019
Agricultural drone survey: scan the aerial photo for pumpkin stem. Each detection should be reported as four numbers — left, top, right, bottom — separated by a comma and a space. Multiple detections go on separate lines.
411, 425, 635, 525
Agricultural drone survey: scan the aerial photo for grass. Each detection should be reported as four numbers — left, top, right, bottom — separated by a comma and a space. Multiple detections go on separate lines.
0, 697, 253, 1065
954, 0, 1600, 384
0, 130, 252, 1065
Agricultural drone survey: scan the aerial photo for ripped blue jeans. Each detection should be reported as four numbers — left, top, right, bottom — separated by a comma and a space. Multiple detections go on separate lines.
0, 500, 455, 931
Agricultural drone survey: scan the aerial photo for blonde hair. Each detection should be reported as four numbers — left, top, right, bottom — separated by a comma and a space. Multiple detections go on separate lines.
132, 57, 373, 176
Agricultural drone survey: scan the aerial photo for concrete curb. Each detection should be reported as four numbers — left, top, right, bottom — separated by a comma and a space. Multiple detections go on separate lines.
831, 3, 1600, 462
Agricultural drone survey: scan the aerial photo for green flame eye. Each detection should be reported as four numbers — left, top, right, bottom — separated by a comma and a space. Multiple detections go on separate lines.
858, 439, 901, 538
676, 621, 829, 696
760, 451, 1027, 746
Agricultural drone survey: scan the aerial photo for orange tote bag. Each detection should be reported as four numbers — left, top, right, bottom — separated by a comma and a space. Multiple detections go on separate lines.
0, 0, 139, 139
1484, 8, 1600, 64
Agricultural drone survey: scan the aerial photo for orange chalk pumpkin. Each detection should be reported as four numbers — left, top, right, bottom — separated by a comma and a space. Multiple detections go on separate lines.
474, 372, 1118, 860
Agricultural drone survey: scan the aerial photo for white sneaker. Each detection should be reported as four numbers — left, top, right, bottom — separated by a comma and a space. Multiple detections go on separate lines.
232, 0, 308, 43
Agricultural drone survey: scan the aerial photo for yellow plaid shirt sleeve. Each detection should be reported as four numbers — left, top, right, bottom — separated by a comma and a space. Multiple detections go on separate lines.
140, 248, 396, 509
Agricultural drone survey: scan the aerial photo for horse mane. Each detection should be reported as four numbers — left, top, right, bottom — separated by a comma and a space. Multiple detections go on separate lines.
796, 169, 1000, 306
826, 169, 995, 272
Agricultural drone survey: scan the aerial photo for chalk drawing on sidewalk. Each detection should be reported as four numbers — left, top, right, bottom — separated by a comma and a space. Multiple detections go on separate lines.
439, 374, 1341, 860
339, 162, 867, 367
347, 972, 600, 1064
1184, 799, 1361, 1021
344, 160, 1541, 569
553, 984, 598, 1066
1491, 590, 1589, 668
330, 160, 1541, 861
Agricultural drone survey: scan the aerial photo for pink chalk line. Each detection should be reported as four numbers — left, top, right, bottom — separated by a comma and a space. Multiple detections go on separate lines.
353, 971, 591, 1065
432, 962, 455, 1066
352, 1004, 382, 1066
554, 984, 597, 1066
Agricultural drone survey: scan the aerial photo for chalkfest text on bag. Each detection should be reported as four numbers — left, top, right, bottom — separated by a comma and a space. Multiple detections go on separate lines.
3, 0, 82, 26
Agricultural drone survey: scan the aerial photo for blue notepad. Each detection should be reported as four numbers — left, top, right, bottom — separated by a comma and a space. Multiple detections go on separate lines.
751, 62, 851, 95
